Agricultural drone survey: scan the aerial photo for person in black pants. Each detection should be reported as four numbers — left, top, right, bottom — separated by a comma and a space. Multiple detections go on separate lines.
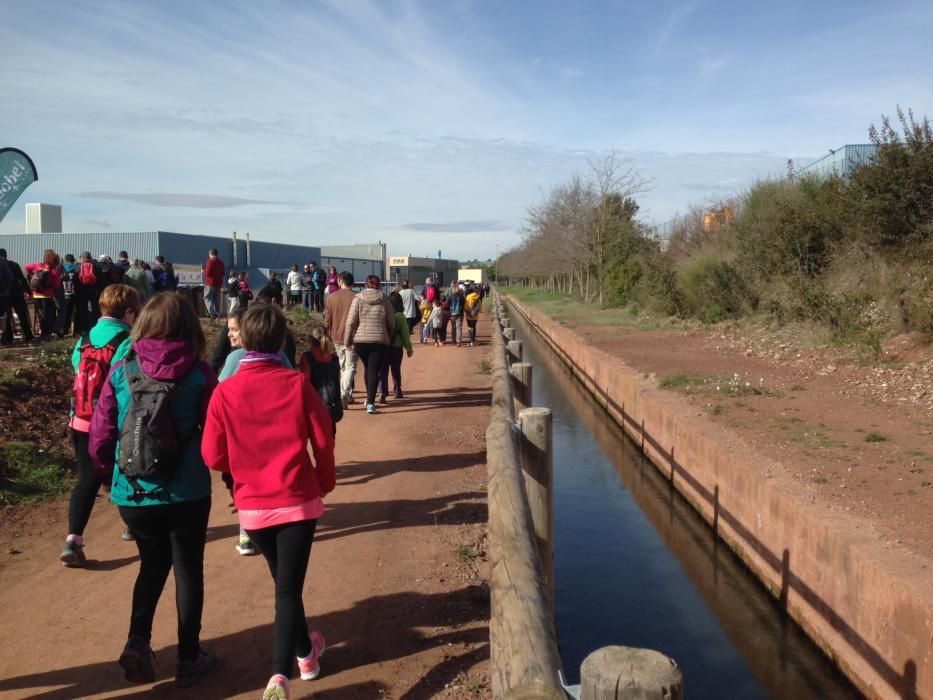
0, 250, 34, 345
343, 275, 395, 414
73, 252, 103, 336
87, 292, 217, 688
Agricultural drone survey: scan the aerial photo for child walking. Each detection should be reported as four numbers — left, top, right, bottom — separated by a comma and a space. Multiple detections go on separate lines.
60, 283, 140, 567
202, 304, 336, 700
426, 298, 444, 346
419, 297, 432, 344
298, 323, 343, 435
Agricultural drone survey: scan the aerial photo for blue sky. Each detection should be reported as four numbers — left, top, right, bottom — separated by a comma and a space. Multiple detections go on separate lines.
3, 0, 932, 259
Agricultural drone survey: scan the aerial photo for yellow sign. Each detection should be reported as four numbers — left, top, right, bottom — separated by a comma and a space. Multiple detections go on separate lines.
388, 256, 409, 266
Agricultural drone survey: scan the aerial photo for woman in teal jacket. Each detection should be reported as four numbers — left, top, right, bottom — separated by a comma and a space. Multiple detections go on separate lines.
89, 293, 217, 689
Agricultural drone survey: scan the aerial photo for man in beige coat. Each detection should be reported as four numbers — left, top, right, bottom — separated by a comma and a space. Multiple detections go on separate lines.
325, 271, 358, 407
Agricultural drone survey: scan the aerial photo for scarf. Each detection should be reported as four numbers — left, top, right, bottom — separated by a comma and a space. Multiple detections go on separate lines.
240, 350, 283, 365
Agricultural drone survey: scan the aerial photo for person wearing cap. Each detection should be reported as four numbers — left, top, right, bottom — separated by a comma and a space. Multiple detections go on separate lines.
98, 255, 126, 288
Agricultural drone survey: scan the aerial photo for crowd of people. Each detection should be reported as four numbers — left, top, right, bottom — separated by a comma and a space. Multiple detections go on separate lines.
0, 247, 178, 344
30, 242, 487, 699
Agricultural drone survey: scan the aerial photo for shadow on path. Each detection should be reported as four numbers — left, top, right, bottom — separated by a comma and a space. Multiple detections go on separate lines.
0, 586, 489, 699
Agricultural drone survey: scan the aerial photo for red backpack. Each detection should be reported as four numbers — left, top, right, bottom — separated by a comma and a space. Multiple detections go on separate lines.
72, 331, 129, 423
79, 261, 97, 286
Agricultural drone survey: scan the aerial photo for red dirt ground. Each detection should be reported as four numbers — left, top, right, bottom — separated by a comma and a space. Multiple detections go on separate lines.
565, 316, 933, 565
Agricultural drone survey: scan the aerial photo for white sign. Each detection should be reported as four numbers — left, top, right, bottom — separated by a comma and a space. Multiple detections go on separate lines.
174, 264, 203, 286
388, 256, 408, 266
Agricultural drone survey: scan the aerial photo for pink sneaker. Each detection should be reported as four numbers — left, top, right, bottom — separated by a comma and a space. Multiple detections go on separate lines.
297, 631, 326, 680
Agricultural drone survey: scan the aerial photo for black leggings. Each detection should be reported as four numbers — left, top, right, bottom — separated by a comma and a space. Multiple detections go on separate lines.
118, 498, 211, 661
246, 519, 318, 678
68, 430, 103, 536
354, 343, 387, 406
378, 346, 404, 397
36, 297, 57, 338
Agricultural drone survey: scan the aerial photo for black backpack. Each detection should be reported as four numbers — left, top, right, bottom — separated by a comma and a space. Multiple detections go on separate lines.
61, 268, 77, 298
29, 268, 50, 292
302, 351, 343, 425
118, 355, 194, 500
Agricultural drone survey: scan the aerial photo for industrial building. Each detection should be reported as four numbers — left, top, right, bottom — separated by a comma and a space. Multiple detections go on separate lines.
386, 255, 460, 287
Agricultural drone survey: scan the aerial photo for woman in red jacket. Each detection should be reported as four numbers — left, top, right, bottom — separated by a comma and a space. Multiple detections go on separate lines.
202, 304, 335, 700
25, 248, 63, 340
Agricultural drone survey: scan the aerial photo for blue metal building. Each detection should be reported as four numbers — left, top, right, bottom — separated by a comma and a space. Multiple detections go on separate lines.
796, 144, 877, 180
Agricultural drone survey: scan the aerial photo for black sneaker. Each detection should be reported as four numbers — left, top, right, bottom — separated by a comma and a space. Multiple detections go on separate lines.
59, 539, 86, 567
175, 646, 216, 688
119, 635, 155, 683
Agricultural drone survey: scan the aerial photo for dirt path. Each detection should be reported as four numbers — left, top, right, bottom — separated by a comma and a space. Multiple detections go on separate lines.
0, 324, 493, 699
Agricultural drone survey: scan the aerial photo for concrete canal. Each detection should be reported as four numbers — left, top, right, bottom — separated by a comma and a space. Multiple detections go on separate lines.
508, 306, 861, 698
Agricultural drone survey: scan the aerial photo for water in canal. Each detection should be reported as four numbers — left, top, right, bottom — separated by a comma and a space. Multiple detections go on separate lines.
507, 307, 861, 699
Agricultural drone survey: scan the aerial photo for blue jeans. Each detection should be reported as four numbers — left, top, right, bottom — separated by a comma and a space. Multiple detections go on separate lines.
302, 290, 312, 309
203, 286, 220, 318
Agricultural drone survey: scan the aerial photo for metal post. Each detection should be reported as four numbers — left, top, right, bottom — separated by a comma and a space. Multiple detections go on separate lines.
503, 327, 517, 341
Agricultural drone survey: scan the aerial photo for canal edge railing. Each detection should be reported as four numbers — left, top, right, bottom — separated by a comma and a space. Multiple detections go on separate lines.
487, 289, 684, 700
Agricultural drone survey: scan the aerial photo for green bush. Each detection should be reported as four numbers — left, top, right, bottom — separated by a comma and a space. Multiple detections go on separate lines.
851, 108, 933, 248
733, 176, 848, 294
678, 256, 749, 323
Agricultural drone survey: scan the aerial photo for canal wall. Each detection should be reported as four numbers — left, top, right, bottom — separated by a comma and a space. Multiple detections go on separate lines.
505, 296, 933, 700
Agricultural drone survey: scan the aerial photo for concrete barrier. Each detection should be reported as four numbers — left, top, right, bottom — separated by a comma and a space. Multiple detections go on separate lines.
506, 295, 933, 700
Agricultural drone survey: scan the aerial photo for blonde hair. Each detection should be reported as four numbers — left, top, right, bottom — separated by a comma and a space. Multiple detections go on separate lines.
308, 322, 336, 354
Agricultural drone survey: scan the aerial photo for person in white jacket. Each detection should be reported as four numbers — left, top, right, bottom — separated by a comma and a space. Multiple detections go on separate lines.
285, 264, 303, 308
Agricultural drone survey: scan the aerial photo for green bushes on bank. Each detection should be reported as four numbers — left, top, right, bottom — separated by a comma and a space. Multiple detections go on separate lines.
504, 108, 932, 349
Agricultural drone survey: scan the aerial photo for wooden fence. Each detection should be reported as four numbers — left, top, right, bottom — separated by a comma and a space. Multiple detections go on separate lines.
487, 289, 684, 700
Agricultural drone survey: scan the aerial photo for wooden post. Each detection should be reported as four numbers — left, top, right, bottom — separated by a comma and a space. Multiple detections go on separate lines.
510, 362, 533, 416
508, 339, 523, 365
581, 647, 683, 700
502, 317, 512, 329
504, 327, 517, 341
518, 407, 554, 615
504, 683, 568, 700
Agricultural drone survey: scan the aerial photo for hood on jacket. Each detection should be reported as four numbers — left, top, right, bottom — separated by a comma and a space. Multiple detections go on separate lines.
64, 262, 78, 273
132, 338, 200, 381
358, 288, 385, 305
307, 346, 334, 363
88, 317, 131, 345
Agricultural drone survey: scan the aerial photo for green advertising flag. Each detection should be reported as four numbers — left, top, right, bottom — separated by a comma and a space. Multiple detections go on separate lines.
0, 148, 39, 224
